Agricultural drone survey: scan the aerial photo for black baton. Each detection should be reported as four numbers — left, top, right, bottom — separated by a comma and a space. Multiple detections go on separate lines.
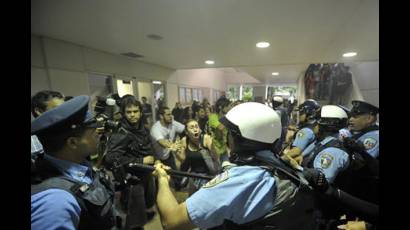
127, 162, 214, 180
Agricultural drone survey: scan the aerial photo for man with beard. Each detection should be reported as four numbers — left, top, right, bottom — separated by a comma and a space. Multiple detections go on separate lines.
104, 96, 156, 230
150, 106, 185, 170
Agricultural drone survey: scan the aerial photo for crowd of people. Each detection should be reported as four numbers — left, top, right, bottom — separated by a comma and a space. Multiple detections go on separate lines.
31, 89, 379, 230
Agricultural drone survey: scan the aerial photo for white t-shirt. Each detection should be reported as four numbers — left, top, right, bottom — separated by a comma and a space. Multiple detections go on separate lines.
150, 120, 185, 160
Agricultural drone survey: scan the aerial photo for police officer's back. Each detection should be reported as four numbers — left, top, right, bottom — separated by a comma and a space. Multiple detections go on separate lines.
153, 102, 317, 230
31, 96, 116, 230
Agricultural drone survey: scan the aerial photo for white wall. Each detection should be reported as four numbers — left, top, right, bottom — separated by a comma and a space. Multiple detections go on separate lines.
348, 61, 379, 107
31, 35, 174, 97
168, 69, 227, 91
166, 82, 179, 109
137, 81, 153, 102
31, 35, 257, 107
31, 68, 50, 95
253, 86, 266, 102
224, 72, 260, 84
168, 69, 230, 105
31, 36, 49, 95
116, 79, 134, 97
31, 36, 45, 68
202, 88, 212, 104
49, 69, 90, 96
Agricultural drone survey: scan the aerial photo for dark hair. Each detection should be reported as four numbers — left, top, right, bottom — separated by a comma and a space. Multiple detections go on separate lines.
194, 105, 205, 118
141, 96, 147, 100
120, 94, 135, 102
215, 97, 231, 113
37, 127, 86, 154
181, 106, 194, 122
159, 106, 170, 116
120, 96, 142, 115
64, 96, 73, 101
31, 90, 64, 117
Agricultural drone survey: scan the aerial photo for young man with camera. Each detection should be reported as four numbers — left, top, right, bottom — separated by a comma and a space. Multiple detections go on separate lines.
103, 96, 156, 230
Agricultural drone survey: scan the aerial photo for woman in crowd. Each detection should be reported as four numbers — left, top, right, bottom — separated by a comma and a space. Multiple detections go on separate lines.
175, 119, 221, 195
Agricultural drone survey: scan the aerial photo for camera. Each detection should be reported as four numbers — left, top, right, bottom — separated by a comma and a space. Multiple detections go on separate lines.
95, 96, 118, 115
96, 113, 119, 131
94, 95, 121, 132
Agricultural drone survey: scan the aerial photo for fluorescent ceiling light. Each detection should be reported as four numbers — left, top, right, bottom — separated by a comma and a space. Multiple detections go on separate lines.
343, 52, 357, 57
152, 81, 162, 84
205, 60, 215, 65
256, 42, 270, 48
272, 72, 279, 76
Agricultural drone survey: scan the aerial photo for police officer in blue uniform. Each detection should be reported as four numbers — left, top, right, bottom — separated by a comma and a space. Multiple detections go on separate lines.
297, 105, 350, 183
340, 100, 379, 159
282, 99, 320, 166
152, 102, 318, 230
339, 100, 379, 206
31, 95, 116, 230
283, 104, 379, 229
287, 105, 358, 229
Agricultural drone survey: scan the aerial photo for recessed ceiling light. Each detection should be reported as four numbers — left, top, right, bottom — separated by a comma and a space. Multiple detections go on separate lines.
256, 42, 270, 48
343, 52, 357, 57
152, 81, 162, 84
272, 72, 279, 76
205, 60, 215, 65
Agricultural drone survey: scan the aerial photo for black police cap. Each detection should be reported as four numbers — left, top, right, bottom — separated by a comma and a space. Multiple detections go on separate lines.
338, 105, 351, 116
351, 100, 379, 116
31, 95, 96, 136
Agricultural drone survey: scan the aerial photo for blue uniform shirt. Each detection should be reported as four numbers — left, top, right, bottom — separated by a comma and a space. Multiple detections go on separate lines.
357, 130, 379, 158
292, 127, 316, 151
302, 141, 317, 157
31, 154, 94, 230
304, 136, 350, 183
186, 151, 276, 229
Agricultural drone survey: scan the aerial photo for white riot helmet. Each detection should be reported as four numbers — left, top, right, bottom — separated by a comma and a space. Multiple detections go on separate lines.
317, 105, 348, 132
272, 96, 284, 109
220, 102, 282, 154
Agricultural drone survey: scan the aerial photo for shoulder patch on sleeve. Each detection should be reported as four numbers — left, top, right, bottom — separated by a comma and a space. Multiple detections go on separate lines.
363, 137, 377, 150
297, 131, 305, 138
202, 171, 229, 188
320, 153, 334, 169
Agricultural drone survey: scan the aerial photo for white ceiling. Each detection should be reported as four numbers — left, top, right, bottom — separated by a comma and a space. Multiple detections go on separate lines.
31, 0, 379, 84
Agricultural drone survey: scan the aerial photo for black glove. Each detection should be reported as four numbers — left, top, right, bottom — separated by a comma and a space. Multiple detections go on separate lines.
302, 168, 328, 192
125, 173, 141, 185
343, 137, 365, 154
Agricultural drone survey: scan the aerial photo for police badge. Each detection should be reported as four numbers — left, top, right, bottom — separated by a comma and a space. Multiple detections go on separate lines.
363, 137, 377, 150
320, 153, 334, 169
202, 171, 229, 188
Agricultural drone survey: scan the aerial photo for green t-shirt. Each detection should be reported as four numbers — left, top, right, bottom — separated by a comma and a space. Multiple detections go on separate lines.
207, 113, 228, 156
